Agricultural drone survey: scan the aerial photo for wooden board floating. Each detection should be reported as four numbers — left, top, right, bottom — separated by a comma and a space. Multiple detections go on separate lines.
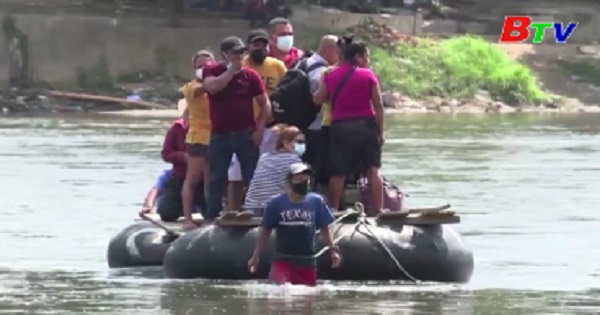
45, 90, 169, 109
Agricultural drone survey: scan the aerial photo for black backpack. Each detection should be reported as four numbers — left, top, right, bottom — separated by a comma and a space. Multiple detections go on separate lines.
270, 58, 327, 131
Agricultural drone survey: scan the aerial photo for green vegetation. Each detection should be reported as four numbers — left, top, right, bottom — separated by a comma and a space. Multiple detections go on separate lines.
370, 36, 549, 105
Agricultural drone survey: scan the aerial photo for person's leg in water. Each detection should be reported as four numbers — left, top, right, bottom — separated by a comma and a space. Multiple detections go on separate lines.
227, 155, 244, 211
181, 144, 208, 227
269, 260, 317, 286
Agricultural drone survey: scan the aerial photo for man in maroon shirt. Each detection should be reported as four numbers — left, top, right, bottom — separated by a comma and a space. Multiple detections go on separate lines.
202, 36, 271, 223
158, 109, 206, 222
267, 17, 303, 69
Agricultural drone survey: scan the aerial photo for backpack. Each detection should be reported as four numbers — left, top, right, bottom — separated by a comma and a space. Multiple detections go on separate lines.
270, 58, 327, 131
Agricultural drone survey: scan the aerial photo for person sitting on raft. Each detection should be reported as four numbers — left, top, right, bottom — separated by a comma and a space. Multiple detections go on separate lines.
159, 108, 206, 222
243, 125, 305, 215
139, 169, 171, 216
181, 50, 215, 229
313, 35, 385, 213
248, 162, 341, 286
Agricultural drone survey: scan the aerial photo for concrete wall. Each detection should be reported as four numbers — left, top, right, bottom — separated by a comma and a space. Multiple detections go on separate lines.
0, 6, 421, 87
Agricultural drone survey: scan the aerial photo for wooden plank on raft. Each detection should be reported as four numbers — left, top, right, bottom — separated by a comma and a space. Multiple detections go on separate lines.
389, 214, 461, 225
45, 90, 169, 109
137, 210, 461, 229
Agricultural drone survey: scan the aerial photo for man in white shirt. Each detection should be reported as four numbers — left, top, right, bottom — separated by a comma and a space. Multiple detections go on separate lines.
302, 35, 339, 191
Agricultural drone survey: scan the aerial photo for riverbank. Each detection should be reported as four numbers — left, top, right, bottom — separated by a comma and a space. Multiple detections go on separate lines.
2, 88, 600, 116
2, 16, 600, 115
382, 91, 600, 114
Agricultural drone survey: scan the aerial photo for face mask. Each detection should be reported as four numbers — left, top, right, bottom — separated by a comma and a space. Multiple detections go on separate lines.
294, 143, 305, 156
276, 35, 293, 52
249, 48, 267, 64
291, 180, 309, 196
195, 68, 203, 79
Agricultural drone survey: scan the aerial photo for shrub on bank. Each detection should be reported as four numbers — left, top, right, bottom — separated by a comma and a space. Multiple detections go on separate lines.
369, 36, 549, 105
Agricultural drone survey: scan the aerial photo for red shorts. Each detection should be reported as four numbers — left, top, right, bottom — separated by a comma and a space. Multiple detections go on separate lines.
269, 260, 317, 286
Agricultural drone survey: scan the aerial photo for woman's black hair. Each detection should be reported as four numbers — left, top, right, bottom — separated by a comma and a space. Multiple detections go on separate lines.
337, 34, 368, 63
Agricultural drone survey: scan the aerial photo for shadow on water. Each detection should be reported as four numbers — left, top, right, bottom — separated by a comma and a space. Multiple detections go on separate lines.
1, 113, 600, 314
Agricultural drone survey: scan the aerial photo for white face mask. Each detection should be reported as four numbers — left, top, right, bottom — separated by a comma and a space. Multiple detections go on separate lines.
195, 68, 203, 79
276, 35, 293, 52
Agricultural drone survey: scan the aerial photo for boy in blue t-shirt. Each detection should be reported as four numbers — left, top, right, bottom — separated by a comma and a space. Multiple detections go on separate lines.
139, 169, 202, 217
139, 169, 172, 216
247, 162, 341, 286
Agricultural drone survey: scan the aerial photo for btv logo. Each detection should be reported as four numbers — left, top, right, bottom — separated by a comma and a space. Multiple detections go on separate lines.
498, 16, 578, 44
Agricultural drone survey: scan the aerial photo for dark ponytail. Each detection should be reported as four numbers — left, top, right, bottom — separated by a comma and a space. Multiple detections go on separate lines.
337, 34, 368, 63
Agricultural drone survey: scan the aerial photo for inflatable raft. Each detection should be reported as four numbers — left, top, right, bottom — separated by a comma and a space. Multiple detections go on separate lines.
107, 205, 474, 283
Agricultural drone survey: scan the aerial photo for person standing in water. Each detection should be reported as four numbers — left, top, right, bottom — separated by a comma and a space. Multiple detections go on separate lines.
180, 50, 215, 228
248, 162, 341, 286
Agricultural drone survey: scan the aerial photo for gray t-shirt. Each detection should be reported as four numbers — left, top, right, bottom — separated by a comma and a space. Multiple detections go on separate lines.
305, 53, 328, 130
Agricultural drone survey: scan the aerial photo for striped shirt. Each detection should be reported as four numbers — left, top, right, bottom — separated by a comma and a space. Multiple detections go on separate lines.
244, 151, 302, 209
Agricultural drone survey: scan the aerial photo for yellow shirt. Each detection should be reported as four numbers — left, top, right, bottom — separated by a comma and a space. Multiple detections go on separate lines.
182, 80, 211, 145
321, 66, 335, 127
242, 56, 286, 118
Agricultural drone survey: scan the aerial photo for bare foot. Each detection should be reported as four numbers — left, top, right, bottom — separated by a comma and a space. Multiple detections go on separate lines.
182, 220, 198, 230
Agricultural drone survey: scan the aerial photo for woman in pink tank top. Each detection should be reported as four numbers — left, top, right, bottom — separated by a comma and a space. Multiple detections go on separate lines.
313, 36, 384, 213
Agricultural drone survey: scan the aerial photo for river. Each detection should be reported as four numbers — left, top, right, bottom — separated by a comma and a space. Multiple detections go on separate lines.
0, 113, 599, 314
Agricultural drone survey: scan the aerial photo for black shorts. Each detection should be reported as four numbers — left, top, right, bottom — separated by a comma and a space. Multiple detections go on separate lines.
186, 143, 208, 157
328, 118, 381, 177
315, 126, 331, 185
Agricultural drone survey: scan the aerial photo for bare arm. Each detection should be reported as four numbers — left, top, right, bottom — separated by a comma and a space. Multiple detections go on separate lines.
252, 227, 273, 257
313, 77, 328, 105
371, 82, 384, 136
203, 69, 236, 95
142, 187, 159, 209
319, 225, 335, 248
254, 93, 271, 130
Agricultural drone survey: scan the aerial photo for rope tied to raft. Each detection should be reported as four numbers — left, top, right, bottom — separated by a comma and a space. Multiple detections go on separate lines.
314, 202, 421, 284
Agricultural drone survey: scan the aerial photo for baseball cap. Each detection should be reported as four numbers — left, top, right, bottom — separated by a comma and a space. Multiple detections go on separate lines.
193, 49, 214, 60
247, 29, 269, 44
220, 36, 247, 52
287, 162, 313, 178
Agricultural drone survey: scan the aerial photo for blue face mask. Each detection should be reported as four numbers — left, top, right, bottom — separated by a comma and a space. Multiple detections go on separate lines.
294, 143, 305, 156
